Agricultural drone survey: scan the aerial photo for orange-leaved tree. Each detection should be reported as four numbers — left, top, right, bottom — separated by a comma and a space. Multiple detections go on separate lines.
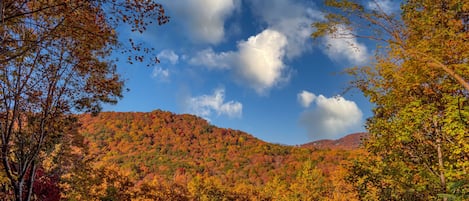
0, 1, 168, 200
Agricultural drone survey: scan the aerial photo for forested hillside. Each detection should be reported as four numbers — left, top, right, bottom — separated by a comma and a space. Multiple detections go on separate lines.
3, 0, 468, 200
77, 110, 364, 200
302, 133, 367, 150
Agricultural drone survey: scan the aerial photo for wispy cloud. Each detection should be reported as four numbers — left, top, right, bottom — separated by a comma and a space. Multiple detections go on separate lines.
157, 49, 179, 64
367, 0, 400, 14
151, 50, 179, 82
186, 88, 242, 119
248, 0, 323, 59
189, 48, 234, 70
322, 25, 370, 65
152, 67, 170, 81
299, 91, 363, 140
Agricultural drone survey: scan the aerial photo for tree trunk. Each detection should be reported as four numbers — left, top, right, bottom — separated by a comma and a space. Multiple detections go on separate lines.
12, 164, 36, 201
432, 117, 447, 201
436, 138, 447, 201
25, 163, 37, 201
14, 180, 23, 201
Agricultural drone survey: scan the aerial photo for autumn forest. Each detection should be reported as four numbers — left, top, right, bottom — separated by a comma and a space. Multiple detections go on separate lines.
1, 0, 468, 201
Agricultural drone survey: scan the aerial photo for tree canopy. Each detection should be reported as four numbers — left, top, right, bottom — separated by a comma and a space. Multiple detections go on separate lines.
313, 0, 469, 200
0, 1, 168, 200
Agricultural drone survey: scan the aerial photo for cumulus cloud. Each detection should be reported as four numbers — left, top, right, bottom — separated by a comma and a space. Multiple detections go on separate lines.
323, 25, 370, 65
165, 0, 238, 44
236, 29, 289, 94
189, 29, 290, 94
299, 93, 363, 140
248, 0, 323, 59
186, 88, 242, 119
297, 90, 316, 108
157, 50, 179, 64
248, 1, 369, 65
367, 0, 399, 14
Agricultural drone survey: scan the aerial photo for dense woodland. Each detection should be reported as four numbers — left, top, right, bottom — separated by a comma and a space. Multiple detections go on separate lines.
76, 110, 364, 200
1, 0, 468, 200
1, 110, 365, 200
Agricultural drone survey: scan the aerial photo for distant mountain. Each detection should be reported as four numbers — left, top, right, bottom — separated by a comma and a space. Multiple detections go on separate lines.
302, 133, 368, 150
78, 110, 363, 187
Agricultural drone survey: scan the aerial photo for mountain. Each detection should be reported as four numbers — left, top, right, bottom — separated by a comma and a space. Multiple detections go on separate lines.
302, 132, 368, 150
77, 110, 364, 199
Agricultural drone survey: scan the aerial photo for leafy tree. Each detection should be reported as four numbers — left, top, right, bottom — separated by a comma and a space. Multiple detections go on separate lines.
313, 0, 469, 200
132, 177, 190, 201
0, 1, 168, 200
313, 0, 469, 91
187, 175, 226, 201
62, 164, 134, 201
329, 159, 359, 201
289, 160, 329, 201
263, 175, 289, 200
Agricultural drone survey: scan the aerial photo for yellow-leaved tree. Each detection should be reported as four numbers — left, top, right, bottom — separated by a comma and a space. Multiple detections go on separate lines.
313, 0, 468, 200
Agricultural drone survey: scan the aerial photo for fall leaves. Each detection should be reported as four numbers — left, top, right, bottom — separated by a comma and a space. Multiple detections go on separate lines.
313, 0, 469, 200
0, 1, 168, 200
76, 110, 362, 201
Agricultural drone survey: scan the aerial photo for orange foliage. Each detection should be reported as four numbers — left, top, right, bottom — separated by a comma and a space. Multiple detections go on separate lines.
78, 110, 363, 199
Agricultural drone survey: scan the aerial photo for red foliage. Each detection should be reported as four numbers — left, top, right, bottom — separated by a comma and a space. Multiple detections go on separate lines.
33, 169, 60, 201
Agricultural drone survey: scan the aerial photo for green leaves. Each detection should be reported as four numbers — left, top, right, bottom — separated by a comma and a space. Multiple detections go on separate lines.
314, 0, 469, 200
438, 180, 469, 201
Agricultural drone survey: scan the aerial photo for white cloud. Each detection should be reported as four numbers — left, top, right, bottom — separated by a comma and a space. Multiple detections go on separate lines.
186, 88, 242, 119
323, 25, 370, 65
299, 93, 363, 140
185, 1, 350, 94
248, 1, 323, 59
152, 50, 177, 82
297, 90, 316, 108
367, 0, 399, 14
152, 67, 170, 81
236, 29, 289, 94
248, 1, 368, 65
189, 29, 290, 94
157, 50, 179, 64
249, 1, 370, 66
165, 0, 238, 44
189, 48, 234, 69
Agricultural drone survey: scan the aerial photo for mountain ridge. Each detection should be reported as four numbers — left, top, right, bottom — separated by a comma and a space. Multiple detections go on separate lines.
302, 132, 368, 150
78, 110, 363, 188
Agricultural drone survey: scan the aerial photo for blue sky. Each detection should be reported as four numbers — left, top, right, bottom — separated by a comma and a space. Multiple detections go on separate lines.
103, 0, 399, 145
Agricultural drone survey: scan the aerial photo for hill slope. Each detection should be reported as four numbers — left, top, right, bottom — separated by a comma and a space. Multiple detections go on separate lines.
302, 133, 367, 150
79, 110, 363, 187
